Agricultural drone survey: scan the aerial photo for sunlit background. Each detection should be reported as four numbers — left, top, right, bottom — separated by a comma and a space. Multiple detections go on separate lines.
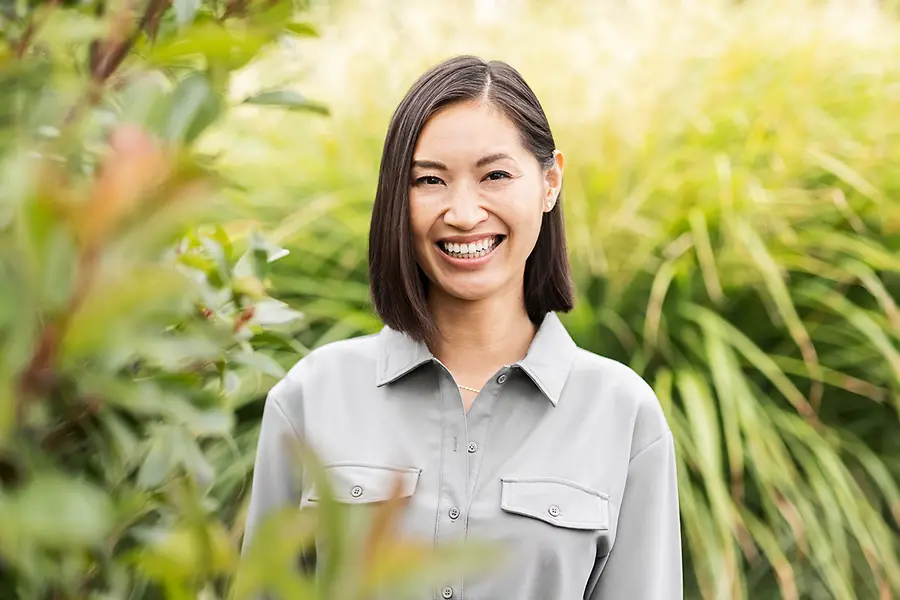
1, 0, 899, 598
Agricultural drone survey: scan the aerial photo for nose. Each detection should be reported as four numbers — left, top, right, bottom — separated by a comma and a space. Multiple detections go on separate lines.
443, 184, 488, 230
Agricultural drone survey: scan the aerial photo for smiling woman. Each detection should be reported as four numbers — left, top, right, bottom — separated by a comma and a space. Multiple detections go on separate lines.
242, 55, 684, 600
368, 58, 574, 347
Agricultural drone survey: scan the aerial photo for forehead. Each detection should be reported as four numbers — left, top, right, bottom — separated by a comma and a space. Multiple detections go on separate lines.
413, 101, 525, 160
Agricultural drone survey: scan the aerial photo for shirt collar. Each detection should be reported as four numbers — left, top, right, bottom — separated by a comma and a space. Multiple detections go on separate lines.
375, 312, 579, 406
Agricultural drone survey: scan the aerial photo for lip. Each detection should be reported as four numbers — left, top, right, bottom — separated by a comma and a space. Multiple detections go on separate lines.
436, 233, 504, 243
434, 235, 504, 269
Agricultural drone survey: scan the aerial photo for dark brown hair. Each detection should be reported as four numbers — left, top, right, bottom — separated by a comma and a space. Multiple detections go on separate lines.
368, 55, 574, 343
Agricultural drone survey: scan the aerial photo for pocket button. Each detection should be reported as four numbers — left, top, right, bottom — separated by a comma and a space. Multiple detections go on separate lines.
350, 485, 363, 498
548, 504, 561, 518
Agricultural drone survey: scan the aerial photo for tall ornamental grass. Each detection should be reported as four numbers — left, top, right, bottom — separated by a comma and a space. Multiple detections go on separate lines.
212, 0, 900, 598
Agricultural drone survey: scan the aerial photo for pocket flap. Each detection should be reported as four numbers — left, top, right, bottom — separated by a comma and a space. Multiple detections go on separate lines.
309, 462, 421, 504
500, 477, 609, 530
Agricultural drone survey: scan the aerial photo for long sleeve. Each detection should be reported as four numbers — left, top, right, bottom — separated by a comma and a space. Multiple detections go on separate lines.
241, 392, 303, 556
589, 431, 683, 599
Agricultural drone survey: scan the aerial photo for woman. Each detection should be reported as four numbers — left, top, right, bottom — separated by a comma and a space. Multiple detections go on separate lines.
243, 55, 682, 599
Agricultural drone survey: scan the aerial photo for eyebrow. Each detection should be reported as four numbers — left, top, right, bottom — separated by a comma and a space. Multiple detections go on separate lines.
411, 159, 447, 171
475, 153, 514, 168
411, 153, 515, 171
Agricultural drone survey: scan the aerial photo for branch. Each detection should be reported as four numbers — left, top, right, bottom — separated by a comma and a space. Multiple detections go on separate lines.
69, 0, 169, 124
14, 0, 61, 59
15, 247, 99, 424
91, 0, 171, 82
222, 0, 249, 20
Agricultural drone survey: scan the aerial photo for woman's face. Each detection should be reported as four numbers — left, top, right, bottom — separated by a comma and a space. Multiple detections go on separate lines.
409, 101, 564, 304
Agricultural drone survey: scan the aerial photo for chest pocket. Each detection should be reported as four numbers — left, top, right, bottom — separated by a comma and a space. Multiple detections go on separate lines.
499, 476, 609, 530
306, 462, 421, 505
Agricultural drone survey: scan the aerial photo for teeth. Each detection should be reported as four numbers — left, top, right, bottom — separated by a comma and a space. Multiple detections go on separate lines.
441, 236, 499, 258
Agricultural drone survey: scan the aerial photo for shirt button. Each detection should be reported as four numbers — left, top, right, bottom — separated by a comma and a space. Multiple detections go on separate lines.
467, 441, 478, 453
441, 586, 454, 598
449, 507, 460, 520
350, 485, 363, 498
497, 373, 508, 384
548, 504, 561, 518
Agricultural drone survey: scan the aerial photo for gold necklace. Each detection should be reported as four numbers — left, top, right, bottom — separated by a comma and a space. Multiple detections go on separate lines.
457, 384, 481, 394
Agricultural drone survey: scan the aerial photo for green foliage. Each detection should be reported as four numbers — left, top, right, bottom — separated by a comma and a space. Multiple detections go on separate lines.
211, 0, 900, 598
0, 0, 489, 598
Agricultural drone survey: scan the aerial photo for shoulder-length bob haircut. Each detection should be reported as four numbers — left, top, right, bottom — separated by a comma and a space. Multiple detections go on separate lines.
368, 55, 574, 343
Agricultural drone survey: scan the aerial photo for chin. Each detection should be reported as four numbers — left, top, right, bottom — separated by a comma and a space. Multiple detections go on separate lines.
433, 277, 504, 302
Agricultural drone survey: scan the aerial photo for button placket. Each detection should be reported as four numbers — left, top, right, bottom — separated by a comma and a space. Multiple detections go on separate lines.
434, 368, 468, 599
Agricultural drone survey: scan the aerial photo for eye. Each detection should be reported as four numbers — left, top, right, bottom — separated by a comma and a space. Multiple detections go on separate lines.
484, 170, 512, 182
413, 175, 444, 186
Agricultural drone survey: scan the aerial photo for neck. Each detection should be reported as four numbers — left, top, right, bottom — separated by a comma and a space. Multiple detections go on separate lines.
427, 282, 537, 383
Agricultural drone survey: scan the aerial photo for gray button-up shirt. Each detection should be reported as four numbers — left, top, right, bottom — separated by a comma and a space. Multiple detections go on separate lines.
243, 313, 683, 599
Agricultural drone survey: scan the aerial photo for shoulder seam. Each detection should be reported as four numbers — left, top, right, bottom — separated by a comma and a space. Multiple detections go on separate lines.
629, 430, 672, 463
270, 393, 302, 441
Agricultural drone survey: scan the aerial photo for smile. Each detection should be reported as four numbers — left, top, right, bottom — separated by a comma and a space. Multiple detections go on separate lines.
437, 235, 504, 260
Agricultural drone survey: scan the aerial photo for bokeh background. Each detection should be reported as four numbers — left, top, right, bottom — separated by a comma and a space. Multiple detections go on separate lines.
1, 0, 899, 598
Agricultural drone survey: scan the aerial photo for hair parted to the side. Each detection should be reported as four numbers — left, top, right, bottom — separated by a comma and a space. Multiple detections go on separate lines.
368, 55, 574, 344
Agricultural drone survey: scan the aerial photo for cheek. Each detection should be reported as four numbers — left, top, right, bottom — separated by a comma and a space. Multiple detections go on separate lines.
500, 187, 545, 242
408, 194, 441, 266
408, 194, 430, 241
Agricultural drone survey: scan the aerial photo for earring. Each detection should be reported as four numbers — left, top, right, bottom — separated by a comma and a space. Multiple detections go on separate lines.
547, 199, 553, 210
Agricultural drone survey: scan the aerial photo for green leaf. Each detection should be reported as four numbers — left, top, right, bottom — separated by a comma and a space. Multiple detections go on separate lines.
161, 74, 224, 143
252, 298, 303, 326
740, 508, 798, 600
138, 426, 217, 488
138, 429, 179, 488
182, 409, 234, 437
682, 304, 814, 418
232, 507, 319, 600
284, 22, 319, 37
0, 364, 14, 444
35, 10, 107, 48
174, 0, 199, 28
135, 335, 224, 370
248, 0, 295, 32
807, 148, 883, 204
117, 72, 171, 129
703, 334, 745, 493
242, 91, 329, 115
145, 22, 268, 71
234, 348, 285, 379
61, 267, 190, 362
4, 475, 113, 548
733, 218, 823, 404
797, 282, 900, 403
99, 412, 141, 479
675, 370, 722, 479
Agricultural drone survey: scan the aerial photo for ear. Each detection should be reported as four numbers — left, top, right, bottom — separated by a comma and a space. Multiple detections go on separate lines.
543, 149, 565, 212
